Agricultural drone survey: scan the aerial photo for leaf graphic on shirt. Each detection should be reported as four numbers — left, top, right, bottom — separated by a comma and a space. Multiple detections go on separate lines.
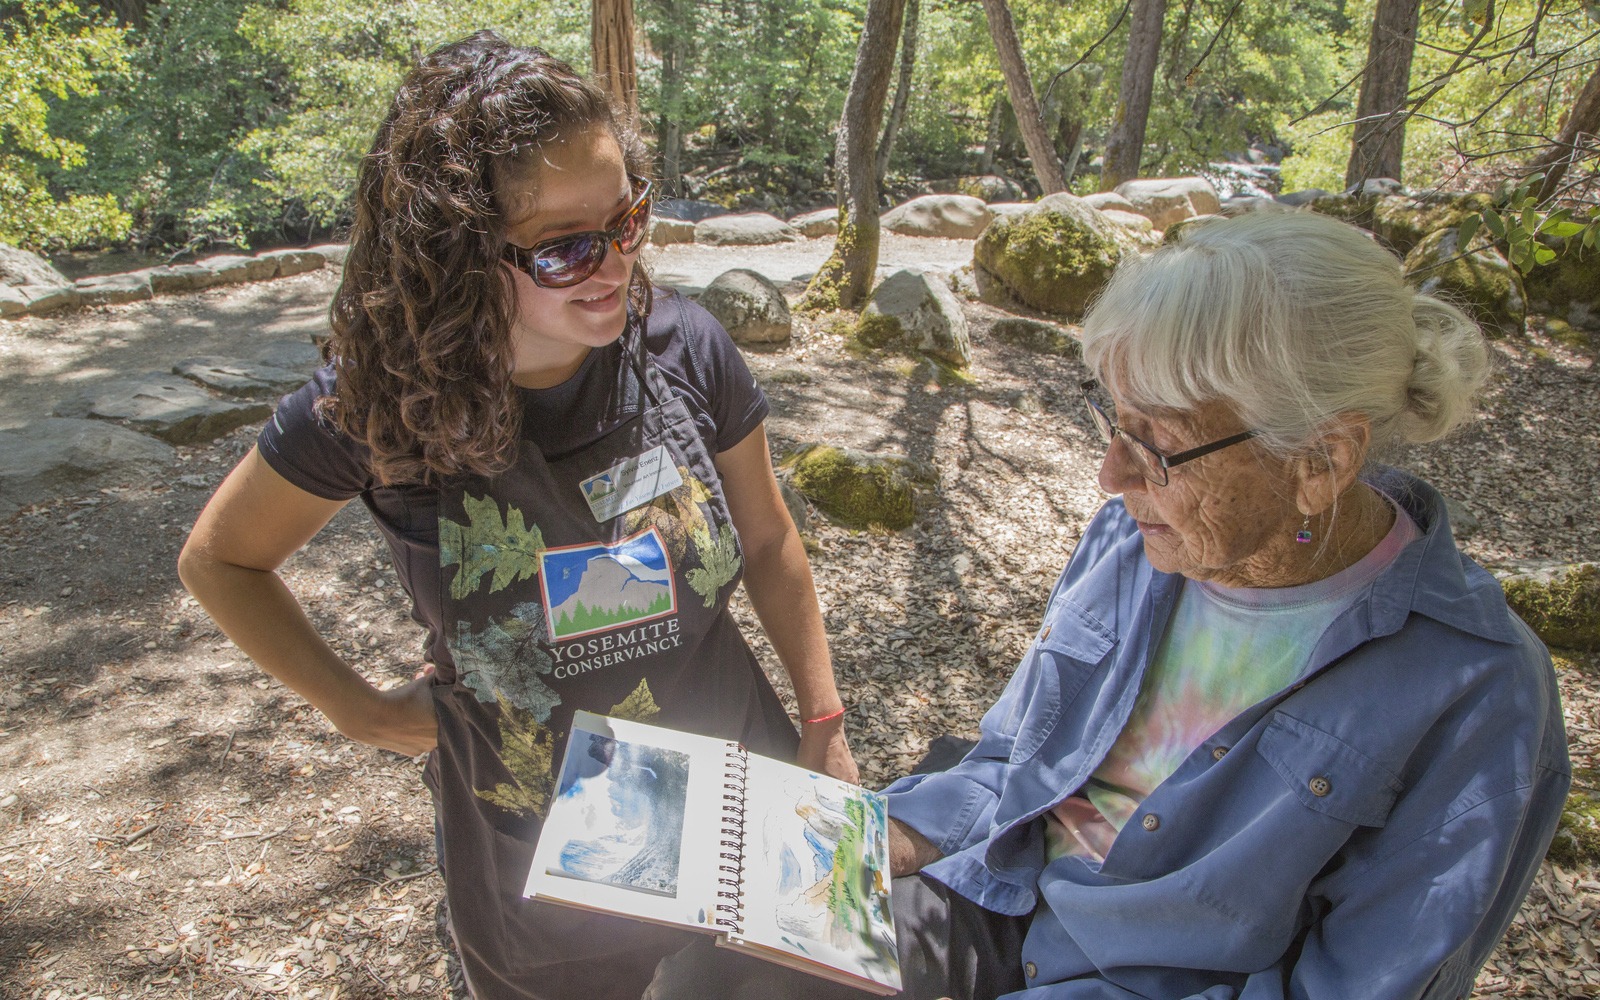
476, 699, 556, 818
609, 678, 661, 723
440, 494, 546, 600
622, 467, 709, 564
450, 602, 560, 719
686, 522, 740, 608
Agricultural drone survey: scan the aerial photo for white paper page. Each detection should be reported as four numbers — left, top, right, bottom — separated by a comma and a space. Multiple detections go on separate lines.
523, 712, 733, 933
728, 755, 901, 991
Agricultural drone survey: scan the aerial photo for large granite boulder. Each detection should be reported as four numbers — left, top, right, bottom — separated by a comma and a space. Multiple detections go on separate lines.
694, 213, 799, 246
973, 193, 1138, 319
0, 418, 175, 519
856, 269, 971, 368
696, 269, 792, 346
1404, 227, 1526, 338
881, 195, 993, 239
0, 244, 68, 288
1113, 177, 1222, 230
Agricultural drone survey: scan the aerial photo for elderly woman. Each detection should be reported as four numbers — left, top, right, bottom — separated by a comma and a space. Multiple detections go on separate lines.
647, 210, 1570, 1000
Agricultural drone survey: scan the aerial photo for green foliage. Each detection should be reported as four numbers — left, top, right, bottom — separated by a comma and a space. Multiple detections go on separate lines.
236, 0, 589, 230
440, 494, 547, 601
1460, 173, 1600, 275
0, 0, 130, 250
45, 0, 284, 249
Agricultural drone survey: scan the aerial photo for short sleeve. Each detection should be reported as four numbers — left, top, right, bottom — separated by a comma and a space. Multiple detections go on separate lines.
256, 365, 376, 501
646, 291, 770, 453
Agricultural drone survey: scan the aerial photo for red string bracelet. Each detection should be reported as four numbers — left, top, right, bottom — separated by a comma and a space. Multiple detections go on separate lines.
803, 706, 846, 725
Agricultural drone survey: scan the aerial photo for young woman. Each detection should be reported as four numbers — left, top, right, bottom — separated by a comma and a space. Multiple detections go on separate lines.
178, 32, 856, 1000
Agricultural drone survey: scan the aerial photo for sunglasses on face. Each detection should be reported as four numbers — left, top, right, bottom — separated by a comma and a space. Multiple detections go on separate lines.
503, 176, 653, 289
1080, 380, 1258, 487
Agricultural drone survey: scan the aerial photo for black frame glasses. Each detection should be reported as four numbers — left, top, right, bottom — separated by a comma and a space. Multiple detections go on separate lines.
1080, 380, 1257, 486
503, 176, 653, 289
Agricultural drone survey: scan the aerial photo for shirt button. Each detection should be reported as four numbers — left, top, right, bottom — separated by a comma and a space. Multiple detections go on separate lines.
1211, 746, 1229, 761
1309, 776, 1332, 797
1025, 962, 1038, 979
1141, 813, 1160, 832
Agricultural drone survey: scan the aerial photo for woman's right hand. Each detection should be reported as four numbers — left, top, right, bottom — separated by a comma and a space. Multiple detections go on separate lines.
336, 668, 440, 757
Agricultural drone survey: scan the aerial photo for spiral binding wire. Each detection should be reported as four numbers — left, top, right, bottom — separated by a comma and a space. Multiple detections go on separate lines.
713, 743, 749, 932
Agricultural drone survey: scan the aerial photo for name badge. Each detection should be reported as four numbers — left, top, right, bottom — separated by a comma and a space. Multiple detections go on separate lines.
580, 445, 684, 522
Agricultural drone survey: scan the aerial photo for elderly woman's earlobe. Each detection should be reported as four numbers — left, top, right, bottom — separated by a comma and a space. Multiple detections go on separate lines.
1293, 413, 1373, 518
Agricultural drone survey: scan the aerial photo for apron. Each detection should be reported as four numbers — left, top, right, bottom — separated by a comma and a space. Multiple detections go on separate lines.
424, 325, 798, 999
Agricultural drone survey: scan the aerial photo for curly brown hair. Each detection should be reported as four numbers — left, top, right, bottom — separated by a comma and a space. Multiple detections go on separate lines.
323, 31, 651, 485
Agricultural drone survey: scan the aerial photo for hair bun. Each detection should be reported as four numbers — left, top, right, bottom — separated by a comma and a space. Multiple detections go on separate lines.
1400, 293, 1491, 444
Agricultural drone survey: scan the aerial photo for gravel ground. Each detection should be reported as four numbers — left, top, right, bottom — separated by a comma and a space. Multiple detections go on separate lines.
0, 235, 1595, 998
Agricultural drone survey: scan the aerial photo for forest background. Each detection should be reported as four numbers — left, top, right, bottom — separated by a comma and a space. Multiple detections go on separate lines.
3, 0, 1597, 264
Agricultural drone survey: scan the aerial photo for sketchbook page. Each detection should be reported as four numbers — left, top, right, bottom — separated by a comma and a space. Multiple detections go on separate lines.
523, 712, 733, 934
726, 755, 901, 994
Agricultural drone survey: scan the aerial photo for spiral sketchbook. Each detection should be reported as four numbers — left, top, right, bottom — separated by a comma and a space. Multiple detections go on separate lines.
524, 711, 901, 995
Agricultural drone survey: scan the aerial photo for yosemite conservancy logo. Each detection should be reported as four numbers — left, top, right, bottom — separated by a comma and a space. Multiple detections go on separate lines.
539, 526, 678, 641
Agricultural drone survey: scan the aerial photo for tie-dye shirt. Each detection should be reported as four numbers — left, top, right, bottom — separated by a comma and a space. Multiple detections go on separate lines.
1046, 497, 1418, 863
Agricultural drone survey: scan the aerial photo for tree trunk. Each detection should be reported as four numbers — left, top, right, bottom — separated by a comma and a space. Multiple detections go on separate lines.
801, 0, 908, 312
979, 0, 1067, 193
1528, 60, 1600, 205
1344, 0, 1421, 190
876, 0, 921, 187
1100, 0, 1166, 191
592, 0, 639, 124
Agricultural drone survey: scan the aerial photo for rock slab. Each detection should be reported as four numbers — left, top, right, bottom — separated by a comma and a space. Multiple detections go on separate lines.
858, 269, 971, 367
0, 418, 175, 519
53, 374, 272, 445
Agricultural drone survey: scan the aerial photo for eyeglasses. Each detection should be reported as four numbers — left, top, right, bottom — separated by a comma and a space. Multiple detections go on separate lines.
1080, 380, 1257, 486
503, 176, 653, 288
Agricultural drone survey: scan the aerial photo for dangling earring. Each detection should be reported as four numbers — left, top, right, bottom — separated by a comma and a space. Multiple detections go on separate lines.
1295, 512, 1312, 544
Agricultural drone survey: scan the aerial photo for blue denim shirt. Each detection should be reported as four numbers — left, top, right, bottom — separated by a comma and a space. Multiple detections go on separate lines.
886, 469, 1570, 1000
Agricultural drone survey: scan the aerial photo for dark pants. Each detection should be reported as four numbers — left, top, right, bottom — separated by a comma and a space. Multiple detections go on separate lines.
641, 874, 1031, 1000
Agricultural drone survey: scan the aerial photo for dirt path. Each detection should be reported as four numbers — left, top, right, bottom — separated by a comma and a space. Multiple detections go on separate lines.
1, 234, 1596, 999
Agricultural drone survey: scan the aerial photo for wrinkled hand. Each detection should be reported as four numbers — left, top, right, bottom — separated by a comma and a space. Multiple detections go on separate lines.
797, 718, 860, 786
336, 666, 439, 757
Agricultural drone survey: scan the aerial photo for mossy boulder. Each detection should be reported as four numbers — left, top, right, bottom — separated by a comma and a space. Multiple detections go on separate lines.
1548, 791, 1600, 867
1404, 227, 1526, 338
973, 193, 1137, 320
783, 445, 926, 530
1523, 239, 1600, 331
1370, 192, 1494, 258
1501, 562, 1600, 650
